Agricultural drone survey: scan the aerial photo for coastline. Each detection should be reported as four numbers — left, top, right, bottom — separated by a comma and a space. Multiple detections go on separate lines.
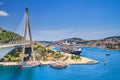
0, 56, 98, 66
0, 47, 99, 66
40, 56, 98, 65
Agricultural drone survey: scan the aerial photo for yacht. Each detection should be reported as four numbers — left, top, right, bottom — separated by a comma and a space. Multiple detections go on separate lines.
50, 61, 68, 69
22, 61, 40, 68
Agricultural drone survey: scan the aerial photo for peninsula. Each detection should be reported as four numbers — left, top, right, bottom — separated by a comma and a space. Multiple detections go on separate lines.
0, 42, 98, 66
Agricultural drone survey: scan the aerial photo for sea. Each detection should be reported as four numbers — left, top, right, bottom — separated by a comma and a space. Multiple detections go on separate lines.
0, 47, 120, 80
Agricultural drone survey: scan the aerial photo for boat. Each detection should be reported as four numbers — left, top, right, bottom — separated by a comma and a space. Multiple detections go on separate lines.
105, 53, 110, 56
103, 61, 107, 65
50, 61, 68, 69
70, 46, 82, 55
53, 45, 82, 55
22, 61, 40, 68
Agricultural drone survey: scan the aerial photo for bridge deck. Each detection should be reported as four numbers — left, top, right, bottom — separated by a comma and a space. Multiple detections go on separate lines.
0, 43, 30, 48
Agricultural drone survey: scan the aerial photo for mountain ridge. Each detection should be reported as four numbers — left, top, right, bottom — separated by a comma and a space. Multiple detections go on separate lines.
39, 36, 120, 50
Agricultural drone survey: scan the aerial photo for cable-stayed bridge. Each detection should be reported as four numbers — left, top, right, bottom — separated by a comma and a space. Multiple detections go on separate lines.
0, 8, 35, 62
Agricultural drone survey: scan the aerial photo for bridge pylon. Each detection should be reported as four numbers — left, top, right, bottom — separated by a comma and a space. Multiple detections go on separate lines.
21, 8, 35, 62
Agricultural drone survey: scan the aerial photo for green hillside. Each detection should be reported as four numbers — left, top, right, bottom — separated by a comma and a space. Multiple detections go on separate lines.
0, 28, 22, 43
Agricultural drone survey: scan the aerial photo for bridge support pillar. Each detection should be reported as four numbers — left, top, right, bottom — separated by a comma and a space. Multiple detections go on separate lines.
22, 8, 35, 63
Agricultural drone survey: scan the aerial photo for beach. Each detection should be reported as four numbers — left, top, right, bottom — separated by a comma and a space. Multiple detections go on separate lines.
40, 56, 98, 65
0, 54, 98, 66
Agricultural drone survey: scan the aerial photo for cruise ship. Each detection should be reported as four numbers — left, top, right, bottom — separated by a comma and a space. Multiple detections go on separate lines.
53, 45, 82, 55
70, 46, 82, 55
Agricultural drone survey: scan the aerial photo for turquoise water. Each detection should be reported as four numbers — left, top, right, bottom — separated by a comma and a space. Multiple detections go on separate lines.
0, 47, 120, 80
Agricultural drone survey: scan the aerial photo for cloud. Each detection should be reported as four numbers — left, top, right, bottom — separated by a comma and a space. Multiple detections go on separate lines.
0, 2, 3, 5
0, 11, 9, 16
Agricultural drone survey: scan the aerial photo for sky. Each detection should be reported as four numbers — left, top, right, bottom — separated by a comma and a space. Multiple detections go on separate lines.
0, 0, 120, 41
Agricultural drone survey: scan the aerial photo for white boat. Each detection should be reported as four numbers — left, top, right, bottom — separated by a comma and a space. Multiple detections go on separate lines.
50, 61, 68, 69
22, 61, 40, 68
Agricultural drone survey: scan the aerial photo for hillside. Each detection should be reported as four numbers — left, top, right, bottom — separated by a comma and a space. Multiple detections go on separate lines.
54, 37, 86, 45
0, 27, 22, 43
0, 27, 6, 33
42, 36, 120, 50
104, 36, 120, 40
